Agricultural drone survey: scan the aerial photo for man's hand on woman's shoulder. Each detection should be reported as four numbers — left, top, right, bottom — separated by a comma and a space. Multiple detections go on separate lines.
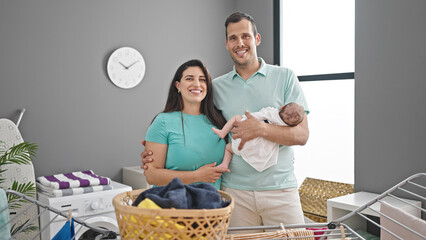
140, 140, 153, 171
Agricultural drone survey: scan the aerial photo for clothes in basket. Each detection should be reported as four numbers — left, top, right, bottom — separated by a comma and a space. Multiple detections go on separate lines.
132, 177, 230, 209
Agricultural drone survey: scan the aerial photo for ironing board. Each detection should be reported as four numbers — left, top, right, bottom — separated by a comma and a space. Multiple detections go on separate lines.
0, 117, 39, 240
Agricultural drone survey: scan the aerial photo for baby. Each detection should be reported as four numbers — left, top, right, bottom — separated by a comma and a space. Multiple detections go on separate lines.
212, 102, 305, 172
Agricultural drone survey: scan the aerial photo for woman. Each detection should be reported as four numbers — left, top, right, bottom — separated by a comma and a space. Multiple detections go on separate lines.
143, 59, 229, 189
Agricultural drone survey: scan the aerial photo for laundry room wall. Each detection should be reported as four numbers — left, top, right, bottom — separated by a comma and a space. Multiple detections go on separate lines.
355, 0, 426, 192
235, 0, 274, 65
5, 0, 424, 198
0, 0, 276, 181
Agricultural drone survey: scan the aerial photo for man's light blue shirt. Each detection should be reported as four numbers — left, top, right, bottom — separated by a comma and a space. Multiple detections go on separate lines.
213, 58, 309, 190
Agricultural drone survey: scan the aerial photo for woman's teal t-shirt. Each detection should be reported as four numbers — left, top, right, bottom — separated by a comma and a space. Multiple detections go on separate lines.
145, 111, 226, 189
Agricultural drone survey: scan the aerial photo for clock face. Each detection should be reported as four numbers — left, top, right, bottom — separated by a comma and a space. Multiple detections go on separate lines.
107, 47, 146, 89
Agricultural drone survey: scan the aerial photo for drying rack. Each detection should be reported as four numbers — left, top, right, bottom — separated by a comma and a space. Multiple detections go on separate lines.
226, 172, 426, 240
0, 189, 118, 240
1, 173, 424, 239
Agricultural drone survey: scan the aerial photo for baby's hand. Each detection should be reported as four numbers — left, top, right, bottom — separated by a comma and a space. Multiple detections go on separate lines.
212, 127, 226, 139
216, 162, 230, 171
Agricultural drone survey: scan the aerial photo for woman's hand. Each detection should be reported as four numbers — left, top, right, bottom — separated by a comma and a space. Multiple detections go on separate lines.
142, 140, 230, 185
195, 163, 229, 183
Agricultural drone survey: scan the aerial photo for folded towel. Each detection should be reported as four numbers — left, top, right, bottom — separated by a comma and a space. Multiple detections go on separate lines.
37, 182, 113, 197
0, 189, 11, 240
37, 170, 111, 189
132, 178, 230, 209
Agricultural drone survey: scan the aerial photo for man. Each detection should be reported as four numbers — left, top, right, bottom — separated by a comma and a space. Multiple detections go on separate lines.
142, 12, 309, 228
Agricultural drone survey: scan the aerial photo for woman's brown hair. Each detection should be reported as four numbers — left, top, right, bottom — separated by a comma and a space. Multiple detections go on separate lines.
157, 59, 228, 142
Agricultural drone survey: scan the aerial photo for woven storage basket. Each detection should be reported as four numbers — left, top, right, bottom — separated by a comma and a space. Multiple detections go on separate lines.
298, 178, 354, 222
113, 189, 234, 240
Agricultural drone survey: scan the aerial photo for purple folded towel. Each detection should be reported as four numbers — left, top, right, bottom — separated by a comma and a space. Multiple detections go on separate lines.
37, 170, 111, 189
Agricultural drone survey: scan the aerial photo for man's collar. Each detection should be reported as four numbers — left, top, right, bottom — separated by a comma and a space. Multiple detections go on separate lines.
231, 58, 267, 79
257, 58, 267, 76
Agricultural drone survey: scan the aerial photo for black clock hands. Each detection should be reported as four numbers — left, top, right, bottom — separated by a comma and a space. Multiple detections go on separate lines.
127, 60, 140, 69
107, 47, 145, 89
119, 61, 139, 69
119, 61, 129, 69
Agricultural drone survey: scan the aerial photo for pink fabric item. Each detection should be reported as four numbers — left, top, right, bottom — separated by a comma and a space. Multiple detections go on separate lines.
380, 201, 426, 240
306, 227, 327, 240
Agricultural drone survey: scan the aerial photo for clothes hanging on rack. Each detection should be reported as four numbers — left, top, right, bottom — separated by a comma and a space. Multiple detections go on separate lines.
306, 227, 328, 240
380, 201, 426, 240
226, 173, 426, 240
225, 228, 315, 240
52, 218, 75, 240
3, 189, 117, 239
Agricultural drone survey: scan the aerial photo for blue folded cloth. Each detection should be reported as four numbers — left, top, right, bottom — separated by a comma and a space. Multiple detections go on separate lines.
0, 189, 11, 240
132, 178, 230, 209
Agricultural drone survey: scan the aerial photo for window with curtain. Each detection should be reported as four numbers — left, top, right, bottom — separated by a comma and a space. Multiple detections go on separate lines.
278, 0, 355, 185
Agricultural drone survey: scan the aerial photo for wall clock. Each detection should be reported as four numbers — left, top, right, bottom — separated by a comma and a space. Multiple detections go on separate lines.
107, 47, 146, 89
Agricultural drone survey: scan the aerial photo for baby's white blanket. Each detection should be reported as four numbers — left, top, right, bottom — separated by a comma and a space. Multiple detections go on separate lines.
232, 107, 286, 172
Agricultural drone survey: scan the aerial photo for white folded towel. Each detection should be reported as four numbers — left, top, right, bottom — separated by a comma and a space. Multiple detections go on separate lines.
37, 182, 113, 197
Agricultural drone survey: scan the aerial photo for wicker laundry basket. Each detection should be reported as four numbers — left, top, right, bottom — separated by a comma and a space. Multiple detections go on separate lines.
298, 178, 354, 222
113, 189, 234, 240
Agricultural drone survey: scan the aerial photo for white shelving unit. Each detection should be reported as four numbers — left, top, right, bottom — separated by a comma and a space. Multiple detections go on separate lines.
122, 166, 151, 190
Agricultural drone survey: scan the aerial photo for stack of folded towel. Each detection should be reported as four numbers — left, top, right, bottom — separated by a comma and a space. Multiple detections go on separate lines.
36, 170, 112, 197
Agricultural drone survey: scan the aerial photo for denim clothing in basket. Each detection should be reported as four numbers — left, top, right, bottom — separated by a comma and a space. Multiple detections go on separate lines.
132, 178, 230, 209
